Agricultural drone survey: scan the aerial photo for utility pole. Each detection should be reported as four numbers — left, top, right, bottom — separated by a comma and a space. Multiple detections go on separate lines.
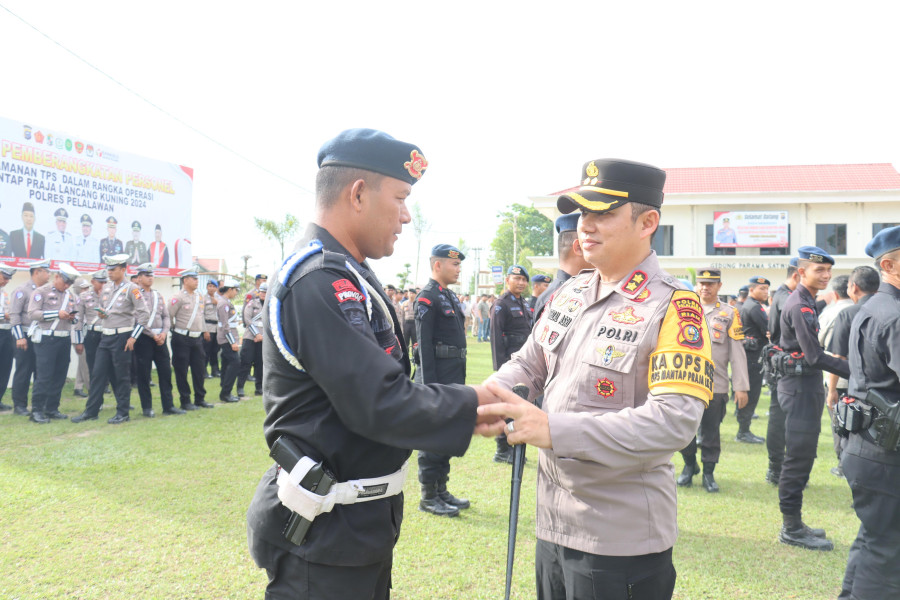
241, 254, 252, 289
512, 213, 519, 265
472, 247, 482, 294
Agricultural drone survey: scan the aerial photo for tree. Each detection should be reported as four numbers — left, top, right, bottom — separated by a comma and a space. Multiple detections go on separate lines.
254, 214, 300, 261
489, 203, 553, 276
396, 263, 412, 290
410, 201, 429, 283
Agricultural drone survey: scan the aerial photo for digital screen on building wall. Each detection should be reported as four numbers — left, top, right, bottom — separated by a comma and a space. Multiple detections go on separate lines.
713, 211, 789, 248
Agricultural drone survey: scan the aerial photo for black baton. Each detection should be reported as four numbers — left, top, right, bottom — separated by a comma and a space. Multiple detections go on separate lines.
505, 383, 530, 600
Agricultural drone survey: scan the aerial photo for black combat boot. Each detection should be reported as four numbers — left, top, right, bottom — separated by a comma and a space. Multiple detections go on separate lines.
765, 463, 781, 486
702, 462, 719, 493
778, 513, 833, 551
437, 478, 470, 510
419, 482, 459, 517
676, 458, 700, 487
494, 436, 513, 464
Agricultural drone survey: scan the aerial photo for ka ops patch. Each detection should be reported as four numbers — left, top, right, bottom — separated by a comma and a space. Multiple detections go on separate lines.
648, 290, 714, 405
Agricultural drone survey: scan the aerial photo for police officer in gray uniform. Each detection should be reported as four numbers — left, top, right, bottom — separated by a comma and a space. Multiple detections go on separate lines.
72, 254, 151, 425
203, 279, 221, 378
9, 259, 51, 416
0, 263, 19, 412
237, 282, 266, 398
837, 226, 900, 599
776, 246, 849, 550
27, 263, 83, 423
79, 270, 107, 386
133, 263, 182, 417
216, 279, 241, 403
169, 267, 210, 409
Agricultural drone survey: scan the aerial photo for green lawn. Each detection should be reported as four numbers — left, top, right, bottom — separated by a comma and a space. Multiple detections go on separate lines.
0, 341, 854, 599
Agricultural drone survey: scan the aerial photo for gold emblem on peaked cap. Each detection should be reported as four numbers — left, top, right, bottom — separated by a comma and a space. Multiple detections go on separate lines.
585, 161, 599, 178
702, 271, 711, 278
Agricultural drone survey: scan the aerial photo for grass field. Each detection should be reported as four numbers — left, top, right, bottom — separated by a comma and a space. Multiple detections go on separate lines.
0, 340, 855, 599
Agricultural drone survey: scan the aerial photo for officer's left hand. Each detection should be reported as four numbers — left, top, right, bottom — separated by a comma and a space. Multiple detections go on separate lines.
155, 333, 166, 345
58, 310, 73, 321
125, 337, 136, 352
254, 334, 263, 343
735, 391, 749, 410
231, 343, 239, 352
477, 381, 552, 449
74, 344, 84, 355
826, 387, 839, 411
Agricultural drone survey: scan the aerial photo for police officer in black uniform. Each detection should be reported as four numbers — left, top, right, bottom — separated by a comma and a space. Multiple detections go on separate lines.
490, 264, 533, 463
838, 226, 900, 599
776, 246, 849, 551
764, 258, 800, 484
245, 128, 502, 599
414, 243, 470, 518
533, 213, 593, 321
737, 276, 769, 443
528, 274, 551, 311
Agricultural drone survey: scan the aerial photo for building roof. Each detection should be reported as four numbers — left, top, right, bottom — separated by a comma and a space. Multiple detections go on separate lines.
549, 163, 900, 196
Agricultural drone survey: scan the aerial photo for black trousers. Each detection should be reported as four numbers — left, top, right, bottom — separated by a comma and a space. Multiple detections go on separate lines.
219, 342, 239, 398
403, 320, 416, 349
31, 336, 72, 413
134, 335, 174, 411
0, 329, 13, 404
776, 373, 824, 515
171, 332, 206, 405
766, 383, 787, 471
83, 330, 101, 375
84, 332, 132, 418
12, 339, 37, 409
204, 331, 220, 374
238, 339, 263, 392
737, 350, 762, 431
536, 540, 676, 600
839, 434, 900, 600
251, 536, 392, 600
680, 393, 727, 465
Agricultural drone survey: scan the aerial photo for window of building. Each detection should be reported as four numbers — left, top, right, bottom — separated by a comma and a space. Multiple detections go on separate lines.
815, 224, 847, 255
706, 225, 735, 255
651, 225, 674, 256
873, 223, 900, 236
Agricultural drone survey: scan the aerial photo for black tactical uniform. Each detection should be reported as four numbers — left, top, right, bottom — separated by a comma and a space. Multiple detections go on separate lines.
777, 281, 848, 549
414, 275, 469, 516
765, 282, 792, 483
533, 269, 573, 322
838, 228, 900, 599
738, 291, 768, 442
246, 224, 478, 597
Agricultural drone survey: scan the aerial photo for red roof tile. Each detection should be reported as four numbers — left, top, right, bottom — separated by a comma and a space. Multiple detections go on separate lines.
549, 163, 900, 196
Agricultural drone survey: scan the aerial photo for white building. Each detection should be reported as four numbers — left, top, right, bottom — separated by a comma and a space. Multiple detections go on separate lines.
529, 163, 900, 293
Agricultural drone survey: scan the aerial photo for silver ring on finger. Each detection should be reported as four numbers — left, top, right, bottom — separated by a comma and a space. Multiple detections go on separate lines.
506, 420, 515, 434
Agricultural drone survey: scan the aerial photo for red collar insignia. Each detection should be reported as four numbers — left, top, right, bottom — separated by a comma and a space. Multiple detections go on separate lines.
620, 270, 648, 296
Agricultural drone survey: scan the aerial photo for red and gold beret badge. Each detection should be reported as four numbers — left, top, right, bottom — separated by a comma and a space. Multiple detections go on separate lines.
404, 150, 428, 180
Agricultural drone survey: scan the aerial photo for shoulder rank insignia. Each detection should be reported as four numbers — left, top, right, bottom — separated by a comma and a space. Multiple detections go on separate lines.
620, 270, 649, 296
609, 306, 644, 325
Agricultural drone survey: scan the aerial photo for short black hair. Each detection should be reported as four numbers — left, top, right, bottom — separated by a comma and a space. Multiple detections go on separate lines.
315, 165, 384, 209
558, 230, 578, 259
849, 265, 880, 295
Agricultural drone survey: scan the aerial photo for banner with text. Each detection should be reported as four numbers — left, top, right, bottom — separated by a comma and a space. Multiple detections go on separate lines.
0, 115, 193, 276
712, 210, 788, 248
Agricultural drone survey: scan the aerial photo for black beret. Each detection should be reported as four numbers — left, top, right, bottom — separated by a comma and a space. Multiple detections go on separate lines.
865, 225, 900, 260
797, 245, 835, 265
696, 268, 721, 282
558, 159, 666, 214
739, 285, 749, 294
555, 213, 579, 234
531, 274, 551, 284
431, 244, 465, 260
749, 276, 771, 286
317, 128, 428, 185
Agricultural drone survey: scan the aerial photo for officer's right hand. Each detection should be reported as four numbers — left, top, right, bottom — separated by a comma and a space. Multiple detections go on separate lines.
735, 391, 749, 410
16, 338, 27, 350
470, 385, 504, 432
203, 332, 210, 341
232, 343, 239, 352
59, 310, 73, 321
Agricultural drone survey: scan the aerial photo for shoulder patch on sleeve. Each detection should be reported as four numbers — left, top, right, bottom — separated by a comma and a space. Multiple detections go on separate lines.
729, 307, 744, 340
417, 296, 431, 304
331, 279, 364, 304
648, 290, 714, 405
131, 288, 142, 300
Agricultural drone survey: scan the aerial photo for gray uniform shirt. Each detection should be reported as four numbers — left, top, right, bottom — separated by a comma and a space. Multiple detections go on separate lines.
704, 301, 750, 394
9, 281, 38, 340
168, 289, 205, 333
216, 297, 238, 345
203, 292, 220, 333
80, 288, 102, 331
97, 280, 151, 337
140, 288, 170, 338
0, 286, 10, 330
27, 282, 81, 337
242, 296, 263, 342
490, 252, 712, 557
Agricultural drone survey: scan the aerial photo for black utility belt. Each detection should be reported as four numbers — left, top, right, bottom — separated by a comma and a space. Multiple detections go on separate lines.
834, 390, 900, 452
205, 319, 218, 324
743, 337, 762, 352
435, 344, 466, 359
504, 334, 528, 345
771, 349, 812, 377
